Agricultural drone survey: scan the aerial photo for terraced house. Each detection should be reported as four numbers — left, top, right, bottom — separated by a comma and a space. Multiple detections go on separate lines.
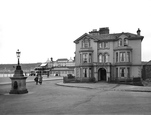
74, 27, 144, 82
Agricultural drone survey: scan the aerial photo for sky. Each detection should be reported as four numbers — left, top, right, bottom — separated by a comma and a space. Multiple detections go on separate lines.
0, 0, 151, 64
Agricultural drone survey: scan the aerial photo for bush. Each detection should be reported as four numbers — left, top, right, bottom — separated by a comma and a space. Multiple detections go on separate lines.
89, 77, 96, 83
133, 77, 143, 86
67, 74, 75, 79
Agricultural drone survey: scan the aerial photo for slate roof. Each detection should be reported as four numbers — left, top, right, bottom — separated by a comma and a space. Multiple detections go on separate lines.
74, 31, 144, 43
56, 58, 69, 62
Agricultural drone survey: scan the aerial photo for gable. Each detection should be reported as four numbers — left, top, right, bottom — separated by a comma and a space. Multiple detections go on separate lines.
74, 33, 97, 44
118, 34, 129, 39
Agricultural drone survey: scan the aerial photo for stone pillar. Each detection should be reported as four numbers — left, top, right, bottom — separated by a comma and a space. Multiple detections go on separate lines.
9, 65, 28, 94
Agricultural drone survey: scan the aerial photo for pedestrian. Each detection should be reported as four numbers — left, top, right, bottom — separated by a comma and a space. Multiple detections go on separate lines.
39, 76, 43, 85
34, 76, 38, 85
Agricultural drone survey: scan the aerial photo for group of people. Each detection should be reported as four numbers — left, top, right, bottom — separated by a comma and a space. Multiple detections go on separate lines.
34, 75, 43, 85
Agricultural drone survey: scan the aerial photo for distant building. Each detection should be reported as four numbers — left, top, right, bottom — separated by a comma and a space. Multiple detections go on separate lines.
142, 60, 151, 80
0, 63, 41, 77
74, 27, 144, 82
48, 58, 75, 76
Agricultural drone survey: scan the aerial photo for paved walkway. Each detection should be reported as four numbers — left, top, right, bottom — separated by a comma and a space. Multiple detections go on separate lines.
56, 82, 151, 92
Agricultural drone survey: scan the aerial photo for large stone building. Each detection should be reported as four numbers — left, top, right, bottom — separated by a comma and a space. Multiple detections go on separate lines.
74, 27, 144, 82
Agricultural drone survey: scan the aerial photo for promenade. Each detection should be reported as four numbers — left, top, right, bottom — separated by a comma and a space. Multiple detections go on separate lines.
0, 75, 63, 85
0, 75, 151, 93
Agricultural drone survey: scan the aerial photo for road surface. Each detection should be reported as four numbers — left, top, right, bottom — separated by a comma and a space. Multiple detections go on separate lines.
0, 80, 151, 115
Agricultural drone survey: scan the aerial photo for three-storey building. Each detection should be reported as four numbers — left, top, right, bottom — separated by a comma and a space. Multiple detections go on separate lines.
74, 27, 144, 82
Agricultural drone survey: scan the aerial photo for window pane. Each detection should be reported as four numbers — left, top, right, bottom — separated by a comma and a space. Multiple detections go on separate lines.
99, 54, 102, 62
83, 68, 87, 77
83, 39, 90, 48
120, 52, 126, 62
89, 53, 92, 63
120, 68, 125, 77
127, 67, 130, 78
124, 39, 128, 46
99, 42, 103, 48
83, 53, 88, 63
116, 68, 118, 78
89, 68, 91, 78
127, 52, 130, 62
119, 39, 122, 46
104, 42, 108, 48
116, 52, 118, 62
104, 54, 109, 62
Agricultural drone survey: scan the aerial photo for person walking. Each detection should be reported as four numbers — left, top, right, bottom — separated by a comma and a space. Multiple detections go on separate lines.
34, 76, 39, 85
39, 76, 43, 85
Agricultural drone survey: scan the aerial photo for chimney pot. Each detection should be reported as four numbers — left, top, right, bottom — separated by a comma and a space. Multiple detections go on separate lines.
137, 28, 141, 36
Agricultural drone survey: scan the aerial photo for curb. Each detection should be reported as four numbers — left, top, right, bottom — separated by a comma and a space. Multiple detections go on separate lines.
56, 82, 151, 93
55, 83, 95, 89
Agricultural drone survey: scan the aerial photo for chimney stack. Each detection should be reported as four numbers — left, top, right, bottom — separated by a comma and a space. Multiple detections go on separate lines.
99, 27, 109, 34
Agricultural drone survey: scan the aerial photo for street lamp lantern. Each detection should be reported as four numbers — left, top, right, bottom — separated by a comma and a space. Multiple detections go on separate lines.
16, 49, 21, 59
16, 49, 21, 65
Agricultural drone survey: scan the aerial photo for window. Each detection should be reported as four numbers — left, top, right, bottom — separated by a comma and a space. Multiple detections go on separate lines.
127, 67, 130, 78
104, 42, 108, 48
83, 53, 88, 63
80, 54, 82, 63
120, 68, 125, 77
120, 52, 126, 62
82, 39, 90, 48
116, 68, 118, 78
99, 42, 109, 49
104, 53, 109, 63
119, 39, 122, 46
83, 68, 87, 77
127, 52, 130, 62
124, 38, 128, 46
89, 68, 91, 78
99, 54, 103, 63
99, 42, 103, 48
89, 53, 92, 63
116, 52, 118, 62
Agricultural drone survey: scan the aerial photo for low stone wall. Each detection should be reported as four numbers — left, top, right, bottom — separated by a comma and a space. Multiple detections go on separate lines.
109, 77, 143, 86
63, 75, 96, 83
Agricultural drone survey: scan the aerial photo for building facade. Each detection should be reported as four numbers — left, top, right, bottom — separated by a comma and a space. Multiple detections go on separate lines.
48, 58, 75, 76
74, 27, 144, 82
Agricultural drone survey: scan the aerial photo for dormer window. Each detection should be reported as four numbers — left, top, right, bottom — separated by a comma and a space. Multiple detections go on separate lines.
124, 38, 128, 46
82, 38, 90, 48
118, 39, 122, 46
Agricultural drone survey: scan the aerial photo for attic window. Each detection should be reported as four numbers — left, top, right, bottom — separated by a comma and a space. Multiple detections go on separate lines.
82, 38, 90, 48
118, 39, 122, 46
124, 38, 128, 46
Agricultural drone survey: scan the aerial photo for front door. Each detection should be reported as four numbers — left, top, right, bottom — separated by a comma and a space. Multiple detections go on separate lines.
98, 68, 106, 81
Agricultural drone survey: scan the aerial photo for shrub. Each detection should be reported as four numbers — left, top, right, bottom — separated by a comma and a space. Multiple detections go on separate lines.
67, 74, 75, 79
133, 77, 143, 86
89, 77, 96, 83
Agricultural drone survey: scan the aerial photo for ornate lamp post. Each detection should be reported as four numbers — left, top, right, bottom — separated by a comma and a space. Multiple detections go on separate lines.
9, 49, 28, 94
16, 49, 21, 66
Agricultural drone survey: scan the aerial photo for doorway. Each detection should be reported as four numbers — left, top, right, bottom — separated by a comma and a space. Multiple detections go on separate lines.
98, 68, 106, 81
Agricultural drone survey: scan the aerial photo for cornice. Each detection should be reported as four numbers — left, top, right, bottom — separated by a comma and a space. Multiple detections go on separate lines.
114, 46, 133, 51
